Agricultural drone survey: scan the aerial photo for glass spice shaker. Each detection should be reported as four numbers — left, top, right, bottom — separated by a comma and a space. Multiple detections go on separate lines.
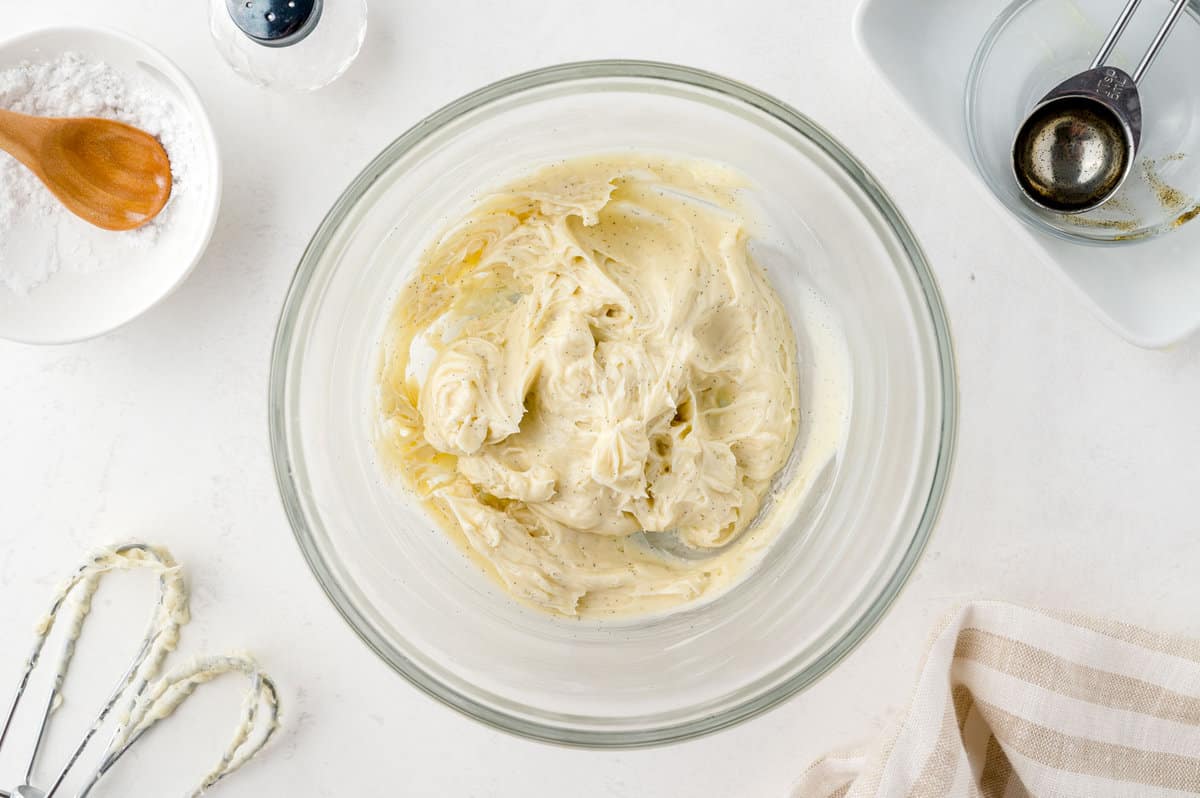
209, 0, 368, 91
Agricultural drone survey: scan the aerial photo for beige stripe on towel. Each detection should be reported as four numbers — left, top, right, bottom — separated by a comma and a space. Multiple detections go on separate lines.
978, 734, 1012, 798
955, 627, 1200, 725
792, 602, 1200, 798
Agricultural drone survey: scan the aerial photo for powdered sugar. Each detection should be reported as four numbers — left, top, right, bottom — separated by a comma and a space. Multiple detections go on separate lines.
0, 52, 200, 296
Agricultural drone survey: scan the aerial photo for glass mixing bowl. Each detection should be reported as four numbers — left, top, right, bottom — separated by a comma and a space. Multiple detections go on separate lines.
966, 0, 1200, 244
269, 61, 956, 747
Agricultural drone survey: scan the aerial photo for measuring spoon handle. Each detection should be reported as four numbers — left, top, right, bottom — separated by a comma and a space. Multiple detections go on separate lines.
1092, 0, 1144, 69
1132, 0, 1191, 83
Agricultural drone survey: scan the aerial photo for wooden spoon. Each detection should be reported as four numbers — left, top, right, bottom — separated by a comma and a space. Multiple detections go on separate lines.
0, 107, 172, 232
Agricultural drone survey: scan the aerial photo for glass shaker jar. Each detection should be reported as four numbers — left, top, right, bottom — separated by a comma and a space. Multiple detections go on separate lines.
210, 0, 368, 91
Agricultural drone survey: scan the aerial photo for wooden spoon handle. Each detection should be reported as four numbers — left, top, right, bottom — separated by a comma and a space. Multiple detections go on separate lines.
0, 107, 54, 174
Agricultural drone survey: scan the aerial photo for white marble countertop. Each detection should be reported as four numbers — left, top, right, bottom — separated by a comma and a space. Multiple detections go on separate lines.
3, 1, 1199, 795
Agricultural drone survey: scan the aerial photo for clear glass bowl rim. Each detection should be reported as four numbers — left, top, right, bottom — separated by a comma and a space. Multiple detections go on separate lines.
268, 59, 959, 748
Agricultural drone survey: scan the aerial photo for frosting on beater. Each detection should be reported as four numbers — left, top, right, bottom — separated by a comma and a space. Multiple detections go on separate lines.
8, 544, 279, 797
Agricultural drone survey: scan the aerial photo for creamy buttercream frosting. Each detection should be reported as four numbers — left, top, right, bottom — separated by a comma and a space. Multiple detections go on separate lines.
377, 155, 802, 617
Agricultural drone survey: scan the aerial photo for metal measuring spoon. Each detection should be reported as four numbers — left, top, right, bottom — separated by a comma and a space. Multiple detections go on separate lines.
1012, 0, 1190, 213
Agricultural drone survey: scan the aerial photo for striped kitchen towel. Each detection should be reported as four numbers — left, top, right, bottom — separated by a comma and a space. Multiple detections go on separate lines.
794, 601, 1200, 797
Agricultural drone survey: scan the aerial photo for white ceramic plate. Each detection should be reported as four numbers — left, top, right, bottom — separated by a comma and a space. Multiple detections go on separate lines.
0, 26, 221, 345
855, 0, 1200, 349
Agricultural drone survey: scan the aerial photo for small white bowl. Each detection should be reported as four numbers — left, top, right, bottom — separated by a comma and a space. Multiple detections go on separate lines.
0, 26, 221, 345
